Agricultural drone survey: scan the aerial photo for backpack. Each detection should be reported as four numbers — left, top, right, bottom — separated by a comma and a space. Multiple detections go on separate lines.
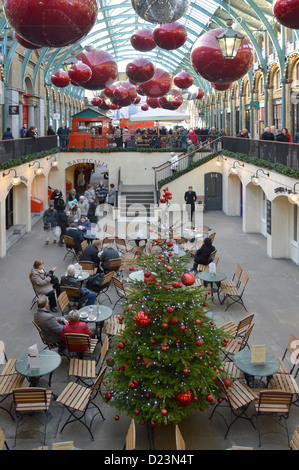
86, 273, 105, 293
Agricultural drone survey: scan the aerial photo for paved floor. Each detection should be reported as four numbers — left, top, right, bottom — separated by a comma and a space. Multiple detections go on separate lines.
1, 211, 299, 451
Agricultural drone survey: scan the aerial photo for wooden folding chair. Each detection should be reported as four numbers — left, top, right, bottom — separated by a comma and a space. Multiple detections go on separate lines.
32, 321, 60, 351
0, 358, 25, 421
56, 366, 107, 441
269, 334, 299, 397
220, 264, 243, 290
63, 333, 98, 362
95, 271, 114, 304
175, 425, 186, 450
220, 271, 249, 311
13, 388, 52, 446
30, 284, 39, 311
60, 286, 83, 308
254, 390, 293, 447
102, 315, 125, 344
290, 425, 299, 450
124, 419, 136, 450
79, 261, 97, 275
0, 426, 9, 450
105, 258, 121, 274
219, 313, 255, 339
210, 377, 257, 439
115, 237, 128, 253
63, 235, 79, 262
81, 240, 88, 252
222, 323, 254, 362
197, 250, 217, 272
112, 276, 128, 309
57, 291, 70, 314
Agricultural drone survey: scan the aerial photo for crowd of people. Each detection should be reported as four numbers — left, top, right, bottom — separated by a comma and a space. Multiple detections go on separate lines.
260, 125, 293, 142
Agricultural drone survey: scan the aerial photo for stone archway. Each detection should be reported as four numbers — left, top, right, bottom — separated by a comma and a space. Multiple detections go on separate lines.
227, 173, 242, 216
268, 195, 290, 258
244, 182, 267, 236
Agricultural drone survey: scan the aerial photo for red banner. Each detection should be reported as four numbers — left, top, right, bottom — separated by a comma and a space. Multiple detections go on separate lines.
120, 118, 155, 131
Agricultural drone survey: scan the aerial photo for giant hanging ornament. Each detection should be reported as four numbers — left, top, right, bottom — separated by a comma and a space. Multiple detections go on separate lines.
211, 82, 232, 91
146, 97, 160, 108
153, 22, 187, 50
191, 28, 253, 84
130, 28, 156, 52
68, 61, 92, 84
51, 69, 70, 88
273, 0, 299, 29
131, 0, 190, 24
105, 81, 137, 107
138, 68, 172, 98
91, 96, 103, 106
158, 93, 183, 110
76, 46, 118, 90
15, 32, 41, 49
4, 0, 98, 48
174, 71, 194, 89
126, 57, 155, 83
196, 88, 205, 99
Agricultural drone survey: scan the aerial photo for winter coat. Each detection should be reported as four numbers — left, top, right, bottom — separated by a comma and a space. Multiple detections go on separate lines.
61, 320, 92, 352
107, 188, 116, 205
78, 200, 89, 216
194, 239, 215, 265
100, 247, 120, 271
34, 307, 63, 345
76, 218, 91, 233
43, 207, 58, 227
2, 131, 13, 140
29, 268, 54, 295
79, 244, 100, 266
87, 201, 98, 223
96, 184, 108, 202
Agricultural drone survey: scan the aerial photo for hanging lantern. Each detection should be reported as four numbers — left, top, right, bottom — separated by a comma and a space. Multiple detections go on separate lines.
126, 57, 155, 83
4, 0, 98, 48
191, 27, 253, 84
273, 0, 299, 29
68, 61, 92, 84
153, 21, 187, 50
51, 69, 70, 88
76, 46, 118, 90
138, 68, 172, 98
130, 28, 156, 52
216, 19, 244, 59
174, 71, 194, 89
130, 0, 190, 24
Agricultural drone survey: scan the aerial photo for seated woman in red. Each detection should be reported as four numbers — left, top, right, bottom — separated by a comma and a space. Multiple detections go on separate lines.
61, 309, 93, 353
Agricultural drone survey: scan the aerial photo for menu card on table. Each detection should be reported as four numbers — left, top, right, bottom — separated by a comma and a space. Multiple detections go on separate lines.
251, 344, 266, 364
28, 344, 40, 369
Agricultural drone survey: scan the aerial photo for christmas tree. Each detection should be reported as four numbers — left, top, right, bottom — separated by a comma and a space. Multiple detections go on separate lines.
103, 193, 230, 445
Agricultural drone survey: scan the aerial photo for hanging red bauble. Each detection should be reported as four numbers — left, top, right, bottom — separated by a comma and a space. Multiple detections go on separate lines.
109, 103, 118, 110
146, 97, 160, 108
51, 69, 70, 88
107, 81, 137, 107
175, 390, 193, 407
273, 0, 299, 29
113, 86, 129, 100
68, 61, 92, 84
126, 57, 155, 83
153, 22, 187, 50
14, 32, 41, 49
211, 82, 232, 91
141, 104, 150, 111
76, 47, 118, 90
134, 96, 141, 104
91, 96, 103, 106
130, 28, 156, 52
173, 71, 194, 89
4, 0, 98, 48
133, 310, 152, 328
138, 68, 172, 98
158, 94, 183, 110
196, 88, 205, 99
191, 28, 253, 84
181, 272, 195, 286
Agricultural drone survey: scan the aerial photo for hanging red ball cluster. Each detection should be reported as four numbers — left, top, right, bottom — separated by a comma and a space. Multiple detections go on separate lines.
160, 187, 172, 204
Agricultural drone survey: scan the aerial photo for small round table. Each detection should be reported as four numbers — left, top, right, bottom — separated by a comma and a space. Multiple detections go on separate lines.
197, 271, 227, 301
61, 270, 90, 283
15, 350, 61, 388
84, 233, 98, 244
127, 233, 148, 247
78, 304, 113, 339
233, 349, 280, 388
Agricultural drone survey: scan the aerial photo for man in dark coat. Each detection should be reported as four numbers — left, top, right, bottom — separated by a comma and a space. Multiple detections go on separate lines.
100, 245, 120, 272
184, 186, 197, 222
65, 223, 85, 254
57, 204, 69, 246
79, 239, 102, 270
192, 237, 215, 272
87, 198, 98, 224
34, 295, 67, 348
275, 129, 289, 164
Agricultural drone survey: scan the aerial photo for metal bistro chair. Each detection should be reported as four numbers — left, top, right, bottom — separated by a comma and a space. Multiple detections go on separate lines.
56, 366, 107, 441
32, 321, 60, 351
63, 235, 79, 262
95, 271, 114, 304
220, 271, 249, 312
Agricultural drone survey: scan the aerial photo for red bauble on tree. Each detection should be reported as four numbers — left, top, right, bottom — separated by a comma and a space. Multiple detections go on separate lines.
51, 69, 70, 88
173, 71, 194, 89
76, 47, 118, 90
133, 311, 152, 328
175, 390, 193, 407
126, 57, 155, 83
130, 28, 156, 52
273, 0, 299, 29
153, 22, 187, 50
181, 272, 195, 286
191, 28, 253, 84
211, 82, 232, 91
15, 32, 41, 49
4, 0, 98, 48
138, 68, 172, 98
68, 61, 92, 84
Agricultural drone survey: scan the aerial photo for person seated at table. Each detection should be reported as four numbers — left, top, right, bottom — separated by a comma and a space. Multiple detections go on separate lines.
61, 309, 93, 354
60, 264, 96, 306
79, 239, 102, 271
29, 260, 60, 312
34, 295, 68, 350
65, 223, 85, 254
191, 237, 215, 272
99, 243, 120, 272
76, 215, 91, 233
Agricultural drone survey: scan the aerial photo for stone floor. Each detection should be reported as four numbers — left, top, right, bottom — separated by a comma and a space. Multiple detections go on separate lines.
1, 210, 299, 452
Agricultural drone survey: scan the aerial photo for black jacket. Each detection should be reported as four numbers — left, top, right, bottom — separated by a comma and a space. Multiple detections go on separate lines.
43, 208, 58, 227
100, 248, 120, 271
184, 190, 197, 205
60, 275, 85, 300
260, 131, 274, 141
79, 244, 100, 266
65, 227, 85, 253
194, 241, 215, 265
87, 201, 98, 223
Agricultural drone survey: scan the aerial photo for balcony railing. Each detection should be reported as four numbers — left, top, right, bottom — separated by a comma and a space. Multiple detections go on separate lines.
222, 136, 299, 171
0, 136, 58, 164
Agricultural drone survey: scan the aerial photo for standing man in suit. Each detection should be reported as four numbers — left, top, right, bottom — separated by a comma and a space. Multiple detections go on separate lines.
184, 186, 197, 223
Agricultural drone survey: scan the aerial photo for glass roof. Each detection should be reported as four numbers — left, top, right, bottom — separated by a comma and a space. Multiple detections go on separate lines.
0, 0, 288, 94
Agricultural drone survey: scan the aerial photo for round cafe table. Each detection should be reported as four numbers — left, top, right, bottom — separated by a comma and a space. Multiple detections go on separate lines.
233, 349, 279, 388
197, 271, 227, 301
78, 304, 113, 339
15, 350, 61, 388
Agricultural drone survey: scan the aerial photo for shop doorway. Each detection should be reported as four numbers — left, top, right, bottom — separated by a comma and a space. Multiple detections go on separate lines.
204, 172, 222, 211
